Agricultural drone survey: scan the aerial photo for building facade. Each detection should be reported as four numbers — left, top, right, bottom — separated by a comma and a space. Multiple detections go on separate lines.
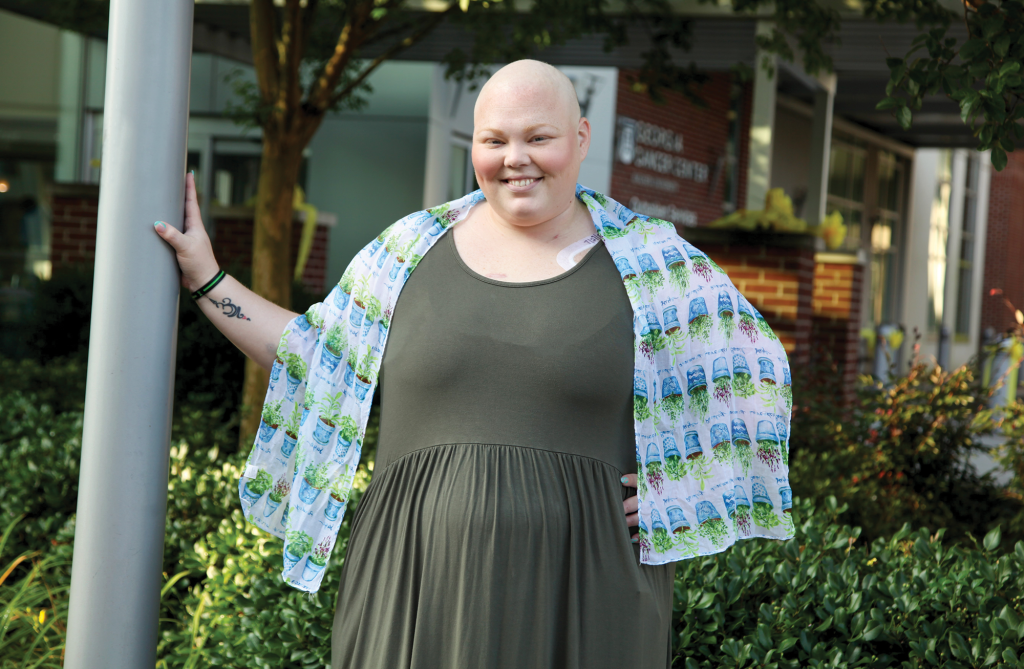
0, 7, 1015, 387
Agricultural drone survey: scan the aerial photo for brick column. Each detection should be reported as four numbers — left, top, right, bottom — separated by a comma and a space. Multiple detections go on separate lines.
981, 150, 1024, 335
812, 258, 865, 403
49, 189, 332, 295
682, 227, 817, 366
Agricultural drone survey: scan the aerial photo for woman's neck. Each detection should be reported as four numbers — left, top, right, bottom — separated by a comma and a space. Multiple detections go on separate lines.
451, 195, 597, 282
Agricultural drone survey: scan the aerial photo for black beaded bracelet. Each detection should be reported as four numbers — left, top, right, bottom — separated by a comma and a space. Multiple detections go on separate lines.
191, 270, 226, 301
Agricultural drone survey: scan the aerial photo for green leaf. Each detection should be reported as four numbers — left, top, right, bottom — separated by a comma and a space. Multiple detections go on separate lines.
949, 632, 971, 660
876, 97, 903, 111
961, 97, 977, 124
984, 525, 1002, 551
959, 39, 989, 62
778, 637, 798, 652
992, 147, 1008, 171
996, 35, 1014, 58
897, 106, 913, 130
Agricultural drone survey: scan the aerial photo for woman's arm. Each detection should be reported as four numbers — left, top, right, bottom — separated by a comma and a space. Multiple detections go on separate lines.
153, 173, 298, 370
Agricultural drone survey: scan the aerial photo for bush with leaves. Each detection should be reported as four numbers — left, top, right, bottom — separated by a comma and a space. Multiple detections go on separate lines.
788, 347, 1024, 544
0, 516, 74, 668
672, 497, 1024, 668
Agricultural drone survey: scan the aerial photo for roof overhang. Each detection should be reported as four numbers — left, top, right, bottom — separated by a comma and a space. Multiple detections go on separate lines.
0, 0, 980, 147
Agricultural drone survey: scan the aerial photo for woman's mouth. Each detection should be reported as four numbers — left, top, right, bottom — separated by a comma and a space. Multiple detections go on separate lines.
503, 177, 542, 190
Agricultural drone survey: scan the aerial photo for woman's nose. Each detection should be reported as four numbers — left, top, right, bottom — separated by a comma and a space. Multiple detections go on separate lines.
504, 141, 531, 168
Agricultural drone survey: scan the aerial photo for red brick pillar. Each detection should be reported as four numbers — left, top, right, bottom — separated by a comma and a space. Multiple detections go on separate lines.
812, 259, 865, 403
50, 184, 101, 268
682, 228, 816, 366
982, 150, 1024, 335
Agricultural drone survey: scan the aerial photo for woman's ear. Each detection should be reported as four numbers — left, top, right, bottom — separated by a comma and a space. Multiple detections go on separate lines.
578, 116, 592, 162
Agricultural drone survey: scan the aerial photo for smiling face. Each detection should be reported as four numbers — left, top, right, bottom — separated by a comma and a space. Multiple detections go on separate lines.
472, 61, 591, 228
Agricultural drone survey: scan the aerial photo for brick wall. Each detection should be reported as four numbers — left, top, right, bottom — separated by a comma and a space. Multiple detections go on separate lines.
51, 184, 100, 267
982, 150, 1024, 336
49, 186, 331, 295
612, 71, 751, 226
212, 216, 330, 294
812, 260, 864, 403
683, 228, 815, 366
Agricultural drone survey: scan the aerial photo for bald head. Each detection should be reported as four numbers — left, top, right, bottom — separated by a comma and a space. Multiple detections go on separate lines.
469, 59, 591, 229
474, 60, 581, 126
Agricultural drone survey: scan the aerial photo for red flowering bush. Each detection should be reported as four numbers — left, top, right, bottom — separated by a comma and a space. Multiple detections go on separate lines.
788, 345, 1024, 543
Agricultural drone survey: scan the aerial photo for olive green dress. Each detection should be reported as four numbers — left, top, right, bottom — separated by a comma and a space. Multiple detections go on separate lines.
331, 233, 676, 669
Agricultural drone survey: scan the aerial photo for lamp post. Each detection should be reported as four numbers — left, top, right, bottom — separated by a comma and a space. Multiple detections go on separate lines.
64, 1, 193, 666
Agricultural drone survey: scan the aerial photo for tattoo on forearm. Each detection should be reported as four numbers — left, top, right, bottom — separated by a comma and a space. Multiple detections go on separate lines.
206, 296, 251, 321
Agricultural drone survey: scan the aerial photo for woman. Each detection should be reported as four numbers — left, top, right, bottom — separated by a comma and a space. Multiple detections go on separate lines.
155, 60, 794, 669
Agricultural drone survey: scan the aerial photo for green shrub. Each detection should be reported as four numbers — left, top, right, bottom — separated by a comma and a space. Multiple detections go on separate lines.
789, 353, 1024, 543
0, 516, 74, 668
0, 388, 83, 557
11, 346, 1024, 669
672, 498, 1024, 668
15, 266, 328, 421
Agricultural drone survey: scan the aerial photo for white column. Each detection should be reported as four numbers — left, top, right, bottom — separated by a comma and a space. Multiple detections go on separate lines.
803, 73, 837, 225
64, 0, 193, 666
744, 21, 777, 211
55, 31, 86, 183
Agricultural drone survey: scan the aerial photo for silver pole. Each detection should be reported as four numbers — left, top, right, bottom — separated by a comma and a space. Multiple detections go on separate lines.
65, 1, 193, 667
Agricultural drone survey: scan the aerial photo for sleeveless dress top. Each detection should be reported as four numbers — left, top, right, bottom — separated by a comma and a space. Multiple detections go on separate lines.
330, 232, 676, 669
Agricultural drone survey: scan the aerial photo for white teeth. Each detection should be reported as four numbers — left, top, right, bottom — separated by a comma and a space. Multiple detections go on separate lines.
507, 178, 536, 187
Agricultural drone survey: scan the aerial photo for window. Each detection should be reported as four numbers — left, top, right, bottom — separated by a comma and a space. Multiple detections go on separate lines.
927, 150, 953, 333
870, 151, 906, 325
954, 154, 980, 336
722, 79, 744, 214
447, 141, 477, 201
825, 138, 867, 253
209, 139, 308, 207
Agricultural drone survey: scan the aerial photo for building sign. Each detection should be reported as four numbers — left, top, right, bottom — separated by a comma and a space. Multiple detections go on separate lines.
609, 72, 748, 228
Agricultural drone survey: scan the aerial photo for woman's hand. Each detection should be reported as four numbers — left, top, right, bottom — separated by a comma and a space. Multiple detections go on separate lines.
152, 171, 298, 370
621, 474, 639, 543
153, 172, 220, 291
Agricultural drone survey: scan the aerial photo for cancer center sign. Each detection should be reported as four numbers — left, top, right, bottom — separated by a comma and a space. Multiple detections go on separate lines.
609, 72, 745, 228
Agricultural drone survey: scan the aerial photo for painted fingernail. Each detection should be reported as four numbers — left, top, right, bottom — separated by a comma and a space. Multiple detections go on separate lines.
631, 536, 638, 544
154, 221, 166, 230
190, 169, 195, 177
620, 476, 629, 485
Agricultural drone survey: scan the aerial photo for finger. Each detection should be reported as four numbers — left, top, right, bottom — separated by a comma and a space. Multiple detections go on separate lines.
625, 512, 638, 527
154, 220, 188, 251
620, 474, 637, 489
623, 495, 638, 515
184, 172, 204, 232
631, 533, 639, 542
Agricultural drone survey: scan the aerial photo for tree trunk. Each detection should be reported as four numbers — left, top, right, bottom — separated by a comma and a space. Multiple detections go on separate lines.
239, 132, 306, 449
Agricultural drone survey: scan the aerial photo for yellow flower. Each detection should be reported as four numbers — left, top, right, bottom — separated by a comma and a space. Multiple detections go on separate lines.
866, 557, 878, 567
38, 609, 46, 624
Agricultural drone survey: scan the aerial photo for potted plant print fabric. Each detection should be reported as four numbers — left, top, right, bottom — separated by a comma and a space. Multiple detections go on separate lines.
303, 538, 333, 581
242, 468, 272, 504
264, 477, 291, 517
259, 401, 284, 443
298, 462, 330, 504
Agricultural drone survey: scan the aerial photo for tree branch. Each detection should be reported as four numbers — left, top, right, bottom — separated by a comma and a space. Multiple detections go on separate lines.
250, 0, 281, 108
305, 0, 379, 114
326, 6, 455, 111
281, 0, 305, 125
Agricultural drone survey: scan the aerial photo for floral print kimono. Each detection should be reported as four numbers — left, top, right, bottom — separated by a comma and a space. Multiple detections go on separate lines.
239, 185, 795, 593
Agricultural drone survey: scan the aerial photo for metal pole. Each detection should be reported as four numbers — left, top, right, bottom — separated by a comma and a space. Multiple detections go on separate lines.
65, 1, 193, 667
